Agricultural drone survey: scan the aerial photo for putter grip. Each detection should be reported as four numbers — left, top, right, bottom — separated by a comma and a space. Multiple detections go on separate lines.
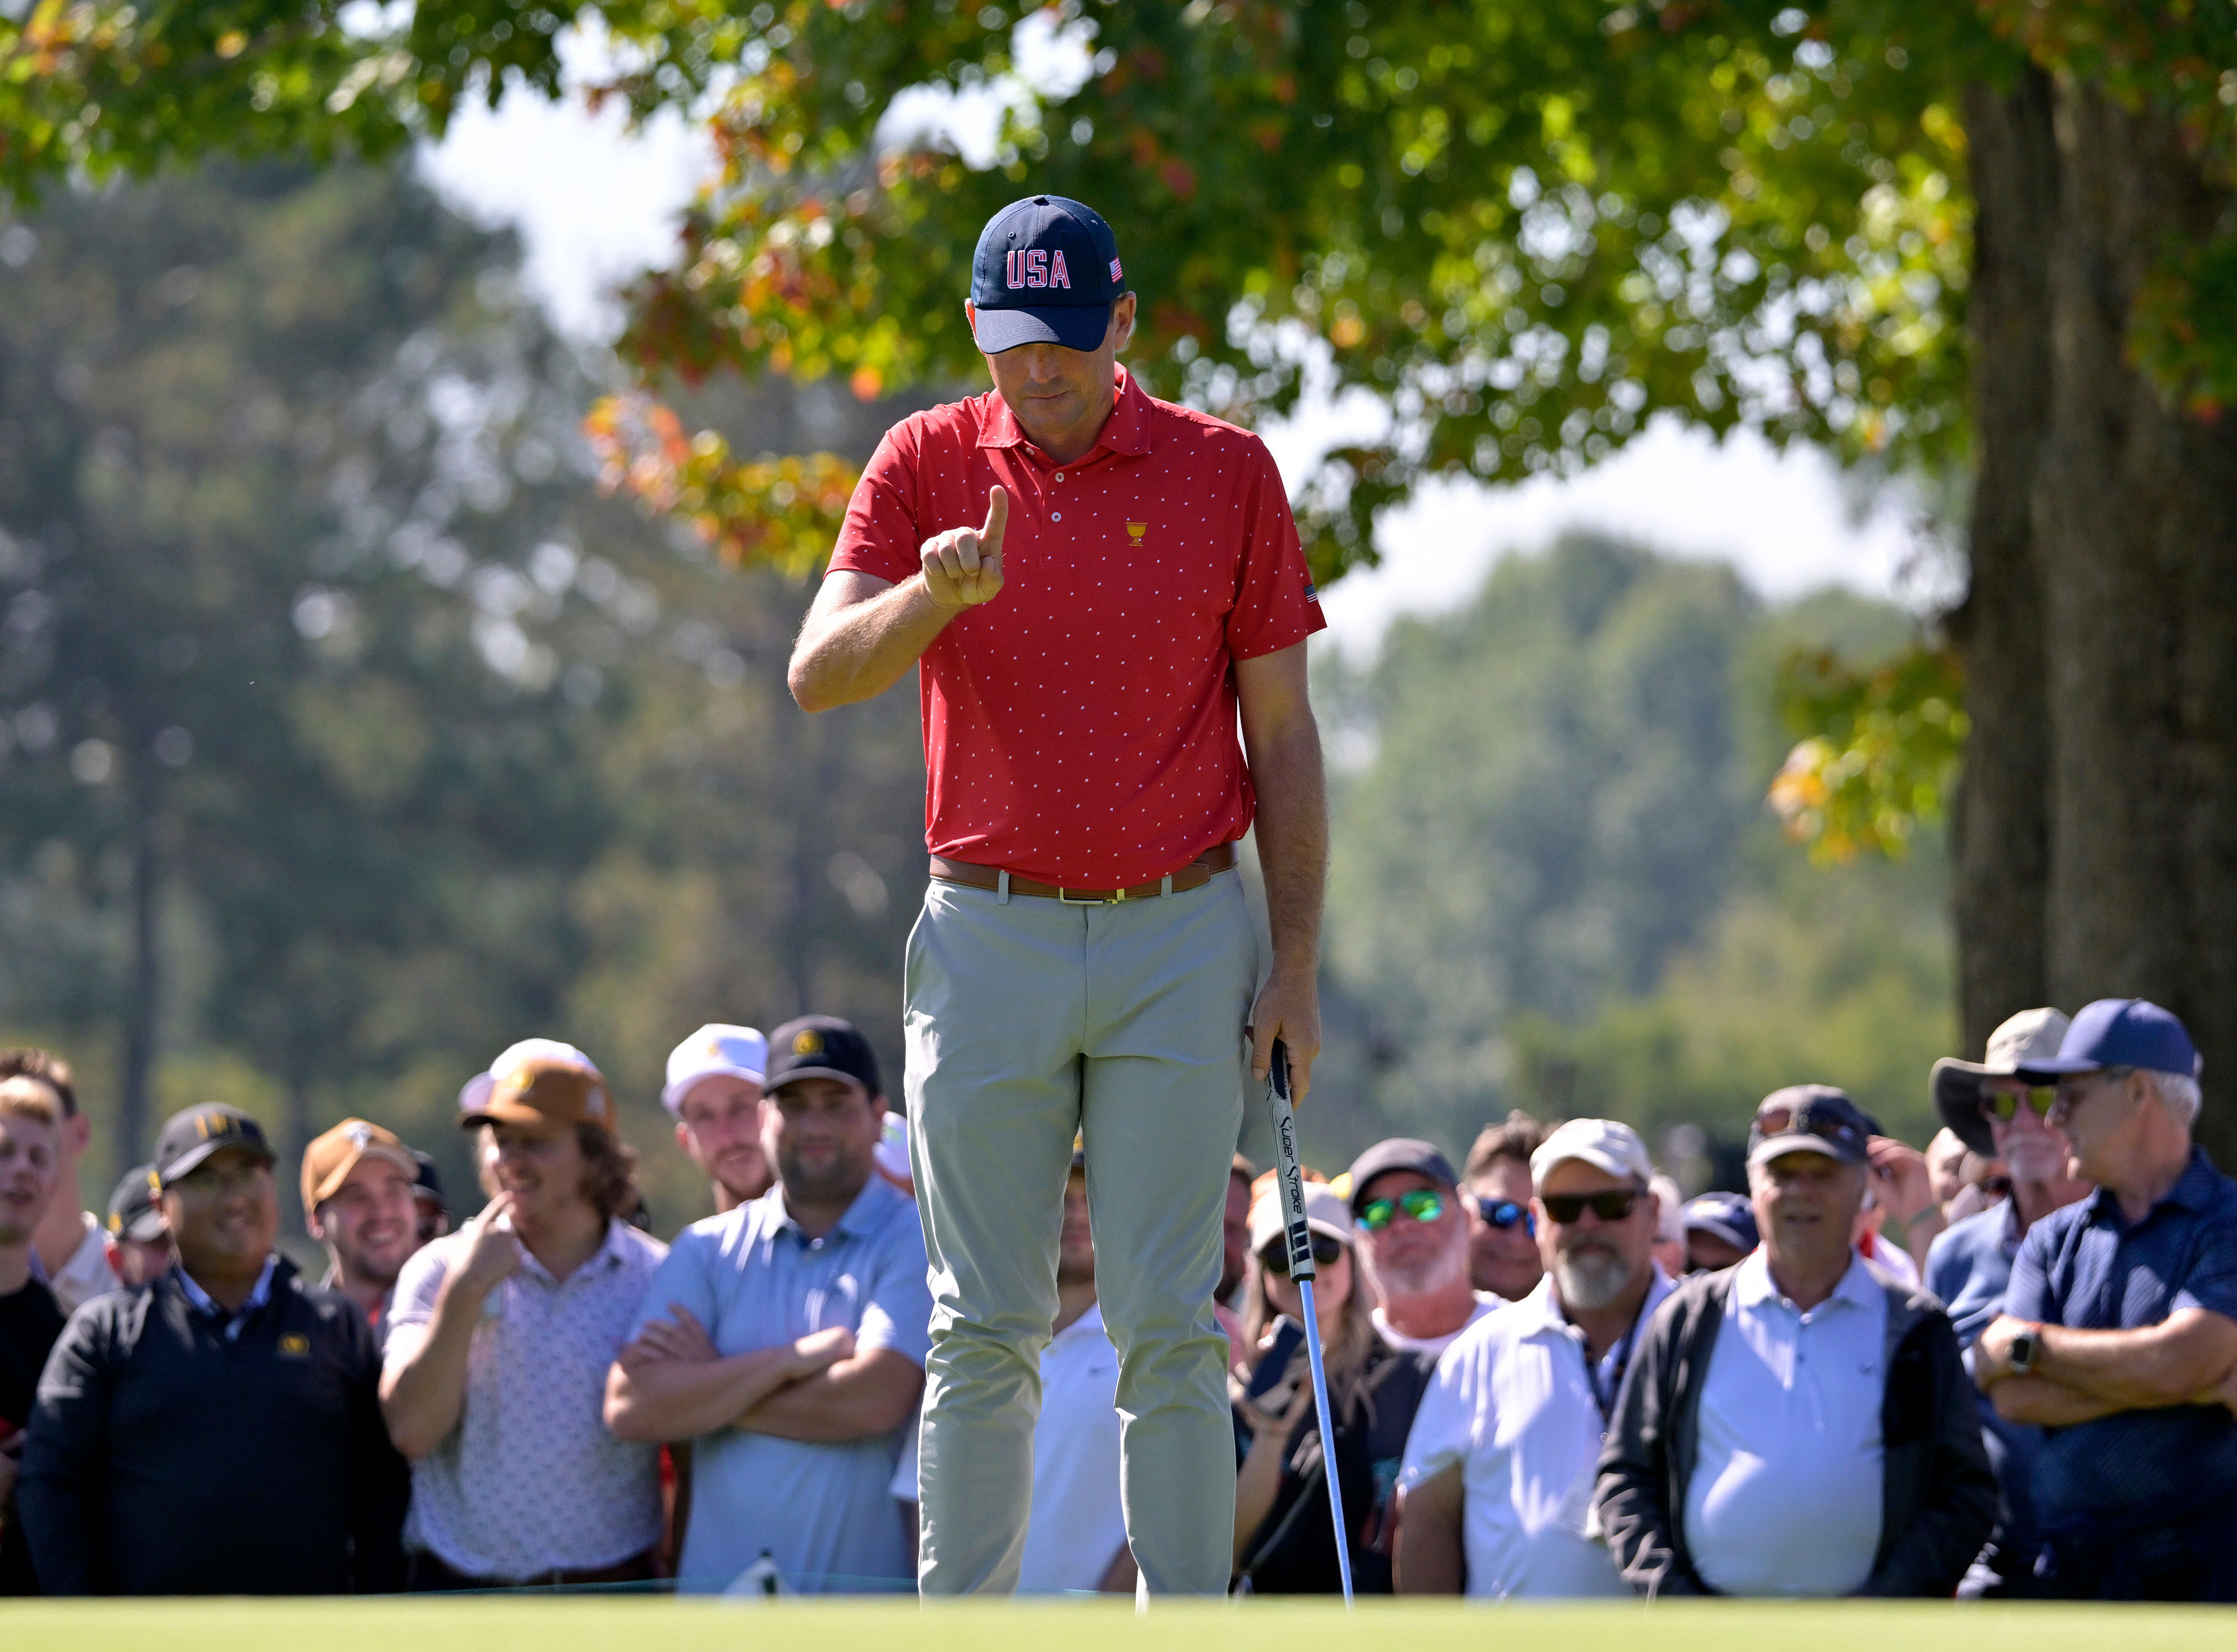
1266, 1039, 1316, 1282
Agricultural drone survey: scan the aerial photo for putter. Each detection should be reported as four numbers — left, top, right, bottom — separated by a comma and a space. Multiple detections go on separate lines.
1265, 1037, 1355, 1605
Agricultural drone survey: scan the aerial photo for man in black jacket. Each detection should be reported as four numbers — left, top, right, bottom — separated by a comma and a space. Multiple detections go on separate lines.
19, 1103, 407, 1594
1595, 1087, 1996, 1597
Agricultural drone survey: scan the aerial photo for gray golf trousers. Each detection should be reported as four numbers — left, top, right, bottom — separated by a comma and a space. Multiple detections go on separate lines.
905, 867, 1255, 1597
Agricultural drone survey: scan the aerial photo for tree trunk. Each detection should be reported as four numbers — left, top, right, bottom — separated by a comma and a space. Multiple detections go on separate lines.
2031, 81, 2237, 1164
1951, 69, 2059, 1063
118, 750, 161, 1180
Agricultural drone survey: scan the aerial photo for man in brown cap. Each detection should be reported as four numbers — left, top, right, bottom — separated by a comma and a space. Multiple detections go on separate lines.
302, 1118, 423, 1341
379, 1040, 667, 1588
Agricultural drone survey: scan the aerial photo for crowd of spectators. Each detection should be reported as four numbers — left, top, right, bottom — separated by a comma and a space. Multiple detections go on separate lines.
1, 993, 2233, 1602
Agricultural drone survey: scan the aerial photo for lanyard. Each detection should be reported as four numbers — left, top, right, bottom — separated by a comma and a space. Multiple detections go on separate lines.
1573, 1315, 1642, 1425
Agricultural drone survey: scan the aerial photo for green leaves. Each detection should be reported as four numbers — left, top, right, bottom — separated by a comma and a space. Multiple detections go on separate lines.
1769, 642, 1967, 860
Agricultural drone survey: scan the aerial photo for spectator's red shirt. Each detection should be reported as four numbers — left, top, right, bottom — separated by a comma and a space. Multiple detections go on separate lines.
830, 367, 1324, 887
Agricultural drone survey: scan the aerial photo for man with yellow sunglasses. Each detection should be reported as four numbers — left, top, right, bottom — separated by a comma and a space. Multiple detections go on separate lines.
1925, 1007, 2093, 1595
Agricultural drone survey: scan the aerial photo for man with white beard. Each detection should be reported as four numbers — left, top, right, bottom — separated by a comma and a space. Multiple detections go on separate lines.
1925, 1008, 2093, 1594
1344, 1140, 1498, 1361
1393, 1120, 1670, 1595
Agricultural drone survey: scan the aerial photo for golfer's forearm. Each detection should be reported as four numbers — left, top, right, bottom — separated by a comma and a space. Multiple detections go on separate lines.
789, 577, 952, 710
604, 1346, 805, 1441
734, 1351, 923, 1443
1249, 721, 1327, 973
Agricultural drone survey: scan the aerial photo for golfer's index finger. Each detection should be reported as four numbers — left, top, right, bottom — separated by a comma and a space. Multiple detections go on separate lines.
981, 483, 1009, 553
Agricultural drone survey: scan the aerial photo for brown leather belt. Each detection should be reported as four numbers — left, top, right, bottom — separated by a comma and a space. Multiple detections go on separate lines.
930, 843, 1236, 904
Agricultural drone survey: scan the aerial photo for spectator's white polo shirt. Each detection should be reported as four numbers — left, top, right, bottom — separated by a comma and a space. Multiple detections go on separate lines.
1400, 1270, 1672, 1598
1685, 1249, 1887, 1597
387, 1217, 667, 1579
890, 1301, 1128, 1594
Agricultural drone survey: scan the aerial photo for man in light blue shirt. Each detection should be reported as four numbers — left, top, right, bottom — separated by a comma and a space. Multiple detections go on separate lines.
1598, 1086, 1996, 1597
606, 1017, 931, 1593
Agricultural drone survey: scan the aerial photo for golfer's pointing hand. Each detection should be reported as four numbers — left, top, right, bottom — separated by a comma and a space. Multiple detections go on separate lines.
922, 485, 1009, 612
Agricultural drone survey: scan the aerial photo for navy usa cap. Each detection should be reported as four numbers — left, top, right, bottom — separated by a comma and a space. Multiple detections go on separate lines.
2015, 997, 2201, 1080
969, 195, 1127, 353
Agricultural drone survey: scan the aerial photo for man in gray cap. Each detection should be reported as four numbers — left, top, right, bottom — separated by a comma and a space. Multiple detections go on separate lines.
1347, 1139, 1495, 1359
1923, 1008, 2092, 1594
1596, 1085, 1995, 1597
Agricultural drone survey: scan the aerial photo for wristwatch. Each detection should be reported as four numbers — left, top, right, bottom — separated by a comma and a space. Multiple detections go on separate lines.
2009, 1323, 2042, 1375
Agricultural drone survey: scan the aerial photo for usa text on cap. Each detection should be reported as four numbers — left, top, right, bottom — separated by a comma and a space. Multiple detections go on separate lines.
969, 196, 1127, 353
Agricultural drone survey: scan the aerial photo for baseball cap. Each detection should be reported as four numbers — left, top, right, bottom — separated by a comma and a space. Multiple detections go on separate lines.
1682, 1191, 1760, 1255
1931, 1006, 2072, 1155
411, 1149, 447, 1214
2013, 997, 2202, 1082
457, 1038, 596, 1118
661, 1023, 769, 1116
1530, 1118, 1655, 1189
1345, 1138, 1460, 1215
152, 1103, 277, 1189
457, 1042, 615, 1133
765, 1015, 883, 1099
1248, 1180, 1353, 1255
1747, 1084, 1872, 1169
969, 195, 1127, 354
301, 1118, 419, 1216
106, 1163, 165, 1243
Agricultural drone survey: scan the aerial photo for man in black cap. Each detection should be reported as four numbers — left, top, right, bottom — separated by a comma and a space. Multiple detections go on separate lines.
609, 1016, 931, 1594
101, 1165, 172, 1290
787, 194, 1327, 1597
410, 1150, 451, 1247
19, 1103, 407, 1594
1347, 1139, 1496, 1359
1597, 1085, 1994, 1598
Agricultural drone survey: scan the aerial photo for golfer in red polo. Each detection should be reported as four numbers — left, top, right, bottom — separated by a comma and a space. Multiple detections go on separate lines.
789, 195, 1327, 1596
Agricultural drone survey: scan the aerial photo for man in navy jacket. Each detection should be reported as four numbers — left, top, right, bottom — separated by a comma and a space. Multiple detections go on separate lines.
20, 1104, 406, 1594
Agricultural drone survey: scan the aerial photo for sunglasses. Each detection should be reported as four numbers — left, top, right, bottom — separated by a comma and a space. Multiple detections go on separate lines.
1356, 1189, 1446, 1231
1260, 1234, 1345, 1278
1981, 1086, 2056, 1123
1476, 1197, 1535, 1236
1540, 1189, 1642, 1225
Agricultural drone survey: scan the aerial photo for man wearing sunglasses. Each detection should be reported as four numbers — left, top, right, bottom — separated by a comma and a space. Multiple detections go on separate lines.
1346, 1140, 1497, 1360
1396, 1119, 1671, 1597
1923, 1006, 2091, 1594
1972, 999, 2237, 1600
1460, 1112, 1547, 1303
1598, 1085, 1995, 1598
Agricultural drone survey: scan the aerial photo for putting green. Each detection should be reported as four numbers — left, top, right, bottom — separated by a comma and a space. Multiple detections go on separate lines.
1, 1597, 2225, 1652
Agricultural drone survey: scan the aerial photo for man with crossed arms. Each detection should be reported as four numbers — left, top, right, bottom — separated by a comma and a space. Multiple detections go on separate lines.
789, 194, 1327, 1595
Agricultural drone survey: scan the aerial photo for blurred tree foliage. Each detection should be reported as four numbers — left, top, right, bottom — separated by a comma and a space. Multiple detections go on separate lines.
0, 163, 926, 1233
1312, 535, 1952, 1162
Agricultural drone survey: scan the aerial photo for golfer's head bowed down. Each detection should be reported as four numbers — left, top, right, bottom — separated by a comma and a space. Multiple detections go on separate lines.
789, 194, 1330, 1596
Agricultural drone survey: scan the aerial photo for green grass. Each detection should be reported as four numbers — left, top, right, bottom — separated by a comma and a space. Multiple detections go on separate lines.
1, 1598, 2228, 1651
